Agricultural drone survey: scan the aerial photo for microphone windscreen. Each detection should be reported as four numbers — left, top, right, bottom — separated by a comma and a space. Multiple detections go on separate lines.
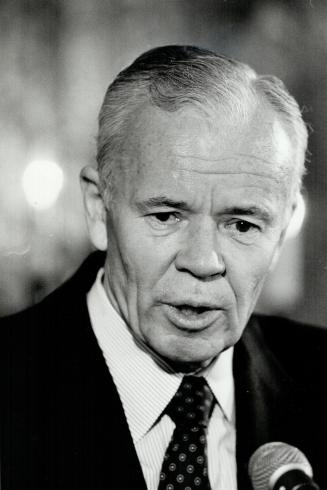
248, 442, 313, 490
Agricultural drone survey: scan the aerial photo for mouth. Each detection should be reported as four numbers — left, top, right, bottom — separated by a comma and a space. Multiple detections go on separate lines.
163, 303, 222, 330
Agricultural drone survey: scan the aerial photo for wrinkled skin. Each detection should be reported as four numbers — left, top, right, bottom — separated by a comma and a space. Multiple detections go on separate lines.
82, 102, 295, 371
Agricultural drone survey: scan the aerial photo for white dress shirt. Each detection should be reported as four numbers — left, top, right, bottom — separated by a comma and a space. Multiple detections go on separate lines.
87, 268, 237, 490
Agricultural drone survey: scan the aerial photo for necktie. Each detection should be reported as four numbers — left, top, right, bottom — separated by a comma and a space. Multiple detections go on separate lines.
158, 376, 214, 490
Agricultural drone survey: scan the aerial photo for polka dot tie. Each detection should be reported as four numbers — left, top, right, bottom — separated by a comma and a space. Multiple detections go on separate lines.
158, 376, 214, 490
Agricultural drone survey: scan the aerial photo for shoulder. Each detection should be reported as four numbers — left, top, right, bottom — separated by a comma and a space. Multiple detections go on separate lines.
252, 313, 327, 351
249, 313, 327, 385
0, 251, 105, 362
0, 252, 108, 415
0, 252, 105, 325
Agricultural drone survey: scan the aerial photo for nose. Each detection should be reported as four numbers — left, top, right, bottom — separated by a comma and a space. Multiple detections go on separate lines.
175, 218, 226, 279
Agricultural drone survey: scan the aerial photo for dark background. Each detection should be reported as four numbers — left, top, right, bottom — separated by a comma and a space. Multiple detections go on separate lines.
1, 0, 326, 327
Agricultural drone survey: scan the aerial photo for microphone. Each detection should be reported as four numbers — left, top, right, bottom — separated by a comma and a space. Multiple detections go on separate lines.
248, 442, 320, 490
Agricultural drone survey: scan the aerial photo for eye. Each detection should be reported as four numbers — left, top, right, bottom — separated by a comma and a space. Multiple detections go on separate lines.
153, 212, 177, 222
224, 219, 261, 244
146, 211, 181, 229
234, 220, 257, 233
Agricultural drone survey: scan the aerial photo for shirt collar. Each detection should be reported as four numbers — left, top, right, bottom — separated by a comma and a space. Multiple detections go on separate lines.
87, 268, 234, 444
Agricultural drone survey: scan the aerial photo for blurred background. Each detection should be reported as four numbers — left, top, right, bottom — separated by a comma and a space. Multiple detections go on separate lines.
0, 0, 326, 326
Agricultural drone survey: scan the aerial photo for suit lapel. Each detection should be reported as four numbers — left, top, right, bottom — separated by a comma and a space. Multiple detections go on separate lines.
42, 256, 147, 490
73, 298, 147, 490
233, 316, 304, 490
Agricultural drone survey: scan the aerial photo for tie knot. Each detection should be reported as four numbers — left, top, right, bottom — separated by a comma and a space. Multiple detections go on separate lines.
165, 376, 214, 428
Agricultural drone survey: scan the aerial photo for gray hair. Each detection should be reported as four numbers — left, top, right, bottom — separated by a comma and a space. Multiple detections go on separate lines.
97, 45, 308, 202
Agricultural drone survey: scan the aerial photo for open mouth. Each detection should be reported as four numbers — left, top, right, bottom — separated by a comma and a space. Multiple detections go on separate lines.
174, 305, 213, 317
164, 303, 221, 330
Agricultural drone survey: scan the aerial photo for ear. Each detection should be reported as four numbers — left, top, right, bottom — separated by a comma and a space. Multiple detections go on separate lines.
80, 166, 108, 251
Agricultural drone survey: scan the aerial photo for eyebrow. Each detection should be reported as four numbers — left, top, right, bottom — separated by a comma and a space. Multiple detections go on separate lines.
135, 198, 274, 223
135, 196, 189, 212
222, 206, 273, 223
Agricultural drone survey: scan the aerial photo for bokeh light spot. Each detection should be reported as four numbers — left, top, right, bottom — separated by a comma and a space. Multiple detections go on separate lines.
22, 159, 64, 210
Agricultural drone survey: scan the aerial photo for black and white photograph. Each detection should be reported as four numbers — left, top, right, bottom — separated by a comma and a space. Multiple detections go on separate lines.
0, 1, 326, 489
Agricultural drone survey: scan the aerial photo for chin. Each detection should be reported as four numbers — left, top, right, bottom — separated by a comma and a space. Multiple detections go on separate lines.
160, 348, 215, 372
153, 337, 223, 372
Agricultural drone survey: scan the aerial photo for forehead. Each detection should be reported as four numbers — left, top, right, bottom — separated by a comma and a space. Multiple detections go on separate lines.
117, 102, 293, 200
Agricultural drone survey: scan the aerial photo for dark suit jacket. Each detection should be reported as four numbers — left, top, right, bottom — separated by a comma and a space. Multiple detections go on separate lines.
1, 253, 327, 490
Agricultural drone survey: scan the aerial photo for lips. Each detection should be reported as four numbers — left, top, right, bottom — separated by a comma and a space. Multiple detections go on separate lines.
163, 302, 222, 330
173, 304, 214, 316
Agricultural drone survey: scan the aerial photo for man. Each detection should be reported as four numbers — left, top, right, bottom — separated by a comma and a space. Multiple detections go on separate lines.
1, 45, 326, 490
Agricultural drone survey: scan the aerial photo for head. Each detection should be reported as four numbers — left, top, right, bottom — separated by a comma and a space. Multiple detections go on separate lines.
81, 45, 308, 372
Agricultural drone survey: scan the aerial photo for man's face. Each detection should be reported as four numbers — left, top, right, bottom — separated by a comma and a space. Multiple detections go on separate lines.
102, 103, 293, 370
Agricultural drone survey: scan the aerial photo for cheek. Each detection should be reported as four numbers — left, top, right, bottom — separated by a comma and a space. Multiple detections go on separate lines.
108, 215, 174, 290
226, 242, 279, 301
